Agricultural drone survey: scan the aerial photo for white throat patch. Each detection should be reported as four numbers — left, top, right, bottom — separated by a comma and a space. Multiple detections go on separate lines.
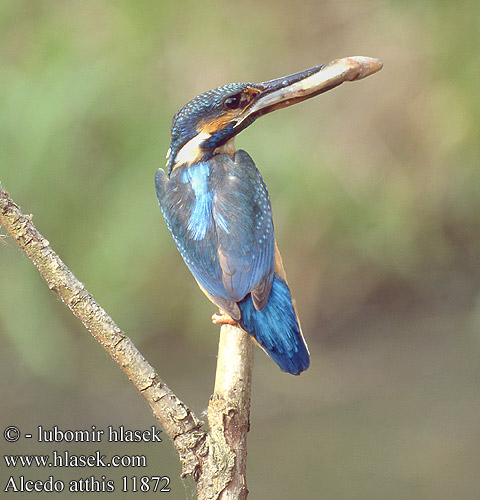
170, 133, 237, 169
169, 131, 211, 168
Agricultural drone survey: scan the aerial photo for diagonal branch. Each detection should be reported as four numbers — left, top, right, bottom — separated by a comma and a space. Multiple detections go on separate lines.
0, 183, 253, 499
0, 184, 209, 474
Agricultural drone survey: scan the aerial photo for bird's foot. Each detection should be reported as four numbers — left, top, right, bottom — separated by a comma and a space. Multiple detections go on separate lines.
211, 311, 237, 325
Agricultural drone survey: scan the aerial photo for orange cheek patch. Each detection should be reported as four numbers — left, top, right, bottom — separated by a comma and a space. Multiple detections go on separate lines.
196, 87, 262, 135
198, 112, 239, 135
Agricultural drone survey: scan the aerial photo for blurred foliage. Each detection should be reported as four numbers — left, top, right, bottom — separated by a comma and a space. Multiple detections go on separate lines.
1, 0, 480, 499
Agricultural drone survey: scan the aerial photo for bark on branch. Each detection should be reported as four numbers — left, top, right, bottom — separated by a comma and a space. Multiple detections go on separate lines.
0, 184, 253, 499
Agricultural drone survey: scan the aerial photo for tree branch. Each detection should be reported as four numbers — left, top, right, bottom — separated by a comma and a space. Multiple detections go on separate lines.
0, 184, 252, 498
203, 325, 253, 500
0, 184, 207, 476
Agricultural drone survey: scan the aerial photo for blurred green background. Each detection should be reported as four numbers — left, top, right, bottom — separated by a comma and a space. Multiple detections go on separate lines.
1, 1, 480, 498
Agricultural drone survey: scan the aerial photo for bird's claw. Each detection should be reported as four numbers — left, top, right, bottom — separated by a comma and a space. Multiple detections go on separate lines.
211, 311, 237, 325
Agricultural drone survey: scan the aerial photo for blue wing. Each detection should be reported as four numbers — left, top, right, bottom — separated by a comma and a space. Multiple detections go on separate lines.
155, 150, 275, 319
212, 150, 275, 310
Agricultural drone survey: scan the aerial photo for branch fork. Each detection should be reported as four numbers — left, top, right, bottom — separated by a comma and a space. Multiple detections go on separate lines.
0, 185, 252, 500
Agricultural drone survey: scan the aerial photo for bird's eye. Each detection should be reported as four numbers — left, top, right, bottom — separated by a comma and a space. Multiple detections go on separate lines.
224, 94, 243, 109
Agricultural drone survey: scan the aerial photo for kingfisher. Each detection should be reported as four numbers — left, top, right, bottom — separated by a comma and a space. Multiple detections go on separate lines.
155, 56, 382, 375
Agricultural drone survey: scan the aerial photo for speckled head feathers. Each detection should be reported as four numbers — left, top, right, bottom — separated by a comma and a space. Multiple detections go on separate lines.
167, 82, 263, 174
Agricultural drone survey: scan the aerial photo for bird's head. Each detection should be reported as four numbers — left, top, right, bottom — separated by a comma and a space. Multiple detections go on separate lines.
166, 56, 383, 174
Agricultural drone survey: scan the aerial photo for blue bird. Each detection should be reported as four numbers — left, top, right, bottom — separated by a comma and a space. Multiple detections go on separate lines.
155, 56, 382, 375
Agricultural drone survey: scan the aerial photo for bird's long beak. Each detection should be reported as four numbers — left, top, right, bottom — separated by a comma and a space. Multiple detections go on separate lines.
234, 56, 383, 129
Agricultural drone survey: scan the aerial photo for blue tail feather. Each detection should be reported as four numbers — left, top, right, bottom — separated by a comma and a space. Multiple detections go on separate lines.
238, 274, 309, 375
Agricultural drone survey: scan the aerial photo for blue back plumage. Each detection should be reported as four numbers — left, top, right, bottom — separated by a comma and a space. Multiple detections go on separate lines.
238, 274, 309, 375
155, 150, 310, 375
180, 163, 213, 240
